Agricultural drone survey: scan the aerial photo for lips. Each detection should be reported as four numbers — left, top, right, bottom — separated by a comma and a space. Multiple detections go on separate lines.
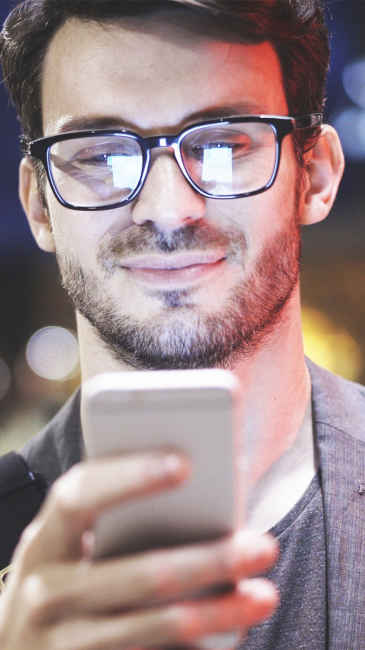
119, 251, 226, 287
120, 251, 226, 271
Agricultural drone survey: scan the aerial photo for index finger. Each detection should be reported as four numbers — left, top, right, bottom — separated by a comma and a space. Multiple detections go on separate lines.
14, 451, 189, 572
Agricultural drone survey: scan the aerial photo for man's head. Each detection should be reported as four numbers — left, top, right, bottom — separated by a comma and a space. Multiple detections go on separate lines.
0, 1, 344, 371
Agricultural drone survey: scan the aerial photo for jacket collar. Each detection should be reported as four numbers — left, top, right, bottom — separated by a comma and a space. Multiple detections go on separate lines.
308, 359, 365, 648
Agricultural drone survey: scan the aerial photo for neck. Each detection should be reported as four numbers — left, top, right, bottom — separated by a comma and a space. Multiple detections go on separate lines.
228, 287, 313, 531
77, 285, 313, 532
232, 290, 311, 484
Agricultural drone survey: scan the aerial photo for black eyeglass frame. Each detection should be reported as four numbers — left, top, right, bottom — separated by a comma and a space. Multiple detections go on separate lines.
25, 113, 322, 211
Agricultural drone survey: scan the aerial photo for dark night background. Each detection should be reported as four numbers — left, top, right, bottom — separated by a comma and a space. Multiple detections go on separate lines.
1, 0, 365, 450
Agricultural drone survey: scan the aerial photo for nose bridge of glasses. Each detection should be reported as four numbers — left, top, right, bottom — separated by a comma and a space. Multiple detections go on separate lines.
145, 134, 178, 154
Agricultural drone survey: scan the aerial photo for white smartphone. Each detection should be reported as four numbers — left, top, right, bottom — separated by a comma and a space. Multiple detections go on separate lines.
82, 368, 243, 559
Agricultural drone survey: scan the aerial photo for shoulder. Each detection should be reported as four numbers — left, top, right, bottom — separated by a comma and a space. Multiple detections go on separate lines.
21, 388, 82, 487
0, 390, 81, 570
308, 358, 365, 443
0, 452, 46, 570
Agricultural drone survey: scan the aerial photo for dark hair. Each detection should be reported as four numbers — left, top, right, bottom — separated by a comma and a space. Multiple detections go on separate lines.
0, 0, 328, 156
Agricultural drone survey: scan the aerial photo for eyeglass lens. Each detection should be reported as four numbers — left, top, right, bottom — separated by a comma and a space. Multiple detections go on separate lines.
49, 135, 144, 208
47, 122, 277, 208
181, 122, 277, 196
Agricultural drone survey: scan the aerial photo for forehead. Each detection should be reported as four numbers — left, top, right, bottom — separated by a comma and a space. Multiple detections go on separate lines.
41, 13, 288, 135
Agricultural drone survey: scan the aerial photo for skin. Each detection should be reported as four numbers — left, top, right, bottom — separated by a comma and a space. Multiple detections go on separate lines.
0, 11, 344, 650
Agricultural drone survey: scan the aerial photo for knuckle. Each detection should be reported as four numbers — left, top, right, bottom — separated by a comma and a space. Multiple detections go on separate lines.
198, 538, 234, 582
146, 553, 184, 599
22, 572, 55, 624
136, 561, 165, 600
16, 518, 42, 553
162, 603, 192, 642
21, 569, 71, 625
127, 549, 192, 602
143, 554, 194, 600
216, 539, 236, 576
137, 604, 185, 646
50, 465, 88, 520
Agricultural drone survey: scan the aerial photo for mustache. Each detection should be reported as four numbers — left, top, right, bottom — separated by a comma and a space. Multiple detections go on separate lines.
97, 221, 244, 266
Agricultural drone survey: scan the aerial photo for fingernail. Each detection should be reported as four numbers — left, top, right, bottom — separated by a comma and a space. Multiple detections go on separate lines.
238, 578, 278, 603
164, 453, 189, 477
235, 531, 278, 560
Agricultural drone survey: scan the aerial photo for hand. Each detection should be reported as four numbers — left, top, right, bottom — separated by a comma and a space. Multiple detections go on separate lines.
0, 451, 279, 649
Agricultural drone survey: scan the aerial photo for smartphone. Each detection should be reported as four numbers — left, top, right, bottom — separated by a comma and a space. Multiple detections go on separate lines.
82, 368, 243, 559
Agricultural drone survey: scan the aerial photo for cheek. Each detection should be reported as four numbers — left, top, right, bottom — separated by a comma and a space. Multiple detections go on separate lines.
47, 196, 133, 261
48, 207, 85, 254
211, 172, 299, 274
208, 194, 281, 258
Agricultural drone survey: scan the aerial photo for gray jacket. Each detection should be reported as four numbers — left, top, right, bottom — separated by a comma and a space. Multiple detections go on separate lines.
310, 362, 365, 648
21, 359, 365, 648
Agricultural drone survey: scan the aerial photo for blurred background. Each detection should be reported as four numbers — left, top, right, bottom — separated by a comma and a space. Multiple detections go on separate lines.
1, 0, 365, 453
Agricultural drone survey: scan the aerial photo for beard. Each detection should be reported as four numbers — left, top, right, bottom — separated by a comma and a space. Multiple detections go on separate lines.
56, 215, 301, 370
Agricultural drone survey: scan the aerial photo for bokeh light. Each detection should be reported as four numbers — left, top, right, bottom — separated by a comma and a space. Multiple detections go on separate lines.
332, 106, 365, 160
302, 306, 363, 382
25, 326, 80, 381
342, 58, 365, 108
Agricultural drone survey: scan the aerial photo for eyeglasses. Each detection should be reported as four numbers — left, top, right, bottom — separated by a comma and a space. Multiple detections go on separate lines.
25, 114, 322, 211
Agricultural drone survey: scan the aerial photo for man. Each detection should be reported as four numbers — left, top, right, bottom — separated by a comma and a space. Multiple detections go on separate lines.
0, 0, 362, 647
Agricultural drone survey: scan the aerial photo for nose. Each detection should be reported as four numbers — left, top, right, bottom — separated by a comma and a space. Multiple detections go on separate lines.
131, 150, 206, 232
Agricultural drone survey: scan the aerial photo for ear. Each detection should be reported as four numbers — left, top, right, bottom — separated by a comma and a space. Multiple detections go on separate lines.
19, 157, 56, 252
299, 125, 345, 226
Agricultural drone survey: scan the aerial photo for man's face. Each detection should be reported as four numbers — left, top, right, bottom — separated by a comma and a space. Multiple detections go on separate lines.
39, 13, 302, 369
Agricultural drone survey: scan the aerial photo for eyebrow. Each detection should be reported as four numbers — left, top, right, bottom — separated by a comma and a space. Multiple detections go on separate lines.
55, 116, 127, 134
54, 102, 269, 135
188, 102, 266, 122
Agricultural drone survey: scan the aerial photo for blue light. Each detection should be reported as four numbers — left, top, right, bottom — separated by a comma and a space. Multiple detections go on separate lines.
343, 59, 365, 109
332, 107, 365, 161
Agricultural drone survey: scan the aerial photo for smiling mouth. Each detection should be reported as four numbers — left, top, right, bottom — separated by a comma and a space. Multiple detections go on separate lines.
120, 252, 227, 287
121, 251, 226, 270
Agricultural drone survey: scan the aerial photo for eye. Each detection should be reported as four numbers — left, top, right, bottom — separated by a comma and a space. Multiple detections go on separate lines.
186, 129, 255, 162
73, 149, 123, 167
76, 152, 109, 166
69, 139, 139, 167
192, 140, 252, 159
